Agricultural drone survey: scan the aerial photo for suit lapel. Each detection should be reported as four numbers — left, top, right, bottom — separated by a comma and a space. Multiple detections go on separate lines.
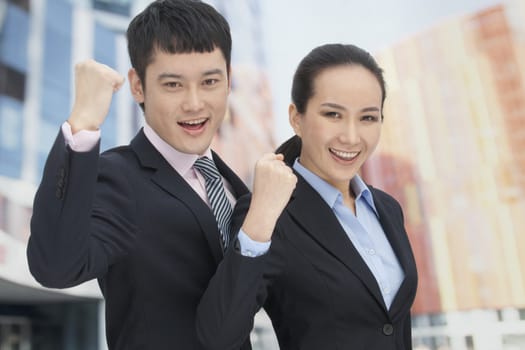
371, 188, 417, 320
372, 190, 410, 271
129, 130, 239, 264
286, 175, 387, 310
212, 150, 249, 199
212, 151, 250, 246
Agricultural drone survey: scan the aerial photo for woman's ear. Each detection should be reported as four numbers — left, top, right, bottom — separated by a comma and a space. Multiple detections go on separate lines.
289, 103, 302, 138
128, 68, 145, 104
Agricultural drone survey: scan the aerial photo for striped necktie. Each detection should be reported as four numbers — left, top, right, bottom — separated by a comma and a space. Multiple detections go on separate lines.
193, 157, 232, 251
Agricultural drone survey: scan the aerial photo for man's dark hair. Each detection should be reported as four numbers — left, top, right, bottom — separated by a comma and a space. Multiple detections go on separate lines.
127, 0, 232, 101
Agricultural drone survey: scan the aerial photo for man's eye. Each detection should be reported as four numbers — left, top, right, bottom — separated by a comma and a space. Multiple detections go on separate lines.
203, 79, 219, 86
165, 82, 181, 88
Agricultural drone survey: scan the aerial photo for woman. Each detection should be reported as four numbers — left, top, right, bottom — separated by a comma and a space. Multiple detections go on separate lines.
197, 43, 418, 350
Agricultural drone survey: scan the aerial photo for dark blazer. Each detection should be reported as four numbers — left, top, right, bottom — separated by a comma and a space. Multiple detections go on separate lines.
197, 174, 418, 350
27, 129, 251, 350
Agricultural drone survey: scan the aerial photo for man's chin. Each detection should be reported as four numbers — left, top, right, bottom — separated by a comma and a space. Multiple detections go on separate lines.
179, 140, 214, 156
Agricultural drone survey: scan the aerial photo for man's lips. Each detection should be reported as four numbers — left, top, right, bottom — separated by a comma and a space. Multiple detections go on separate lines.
178, 118, 208, 130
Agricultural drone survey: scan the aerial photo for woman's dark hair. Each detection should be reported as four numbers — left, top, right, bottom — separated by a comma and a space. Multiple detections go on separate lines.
127, 0, 231, 109
277, 44, 386, 164
275, 135, 302, 166
292, 43, 385, 114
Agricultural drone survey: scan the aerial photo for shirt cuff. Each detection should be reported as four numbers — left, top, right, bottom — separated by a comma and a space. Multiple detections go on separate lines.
238, 229, 271, 257
61, 122, 100, 152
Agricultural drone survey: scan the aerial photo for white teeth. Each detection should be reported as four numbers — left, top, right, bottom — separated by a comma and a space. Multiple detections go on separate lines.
330, 149, 358, 160
181, 118, 206, 125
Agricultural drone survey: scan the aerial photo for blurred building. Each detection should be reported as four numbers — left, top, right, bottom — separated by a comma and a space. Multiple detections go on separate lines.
0, 0, 133, 348
0, 0, 275, 348
363, 1, 525, 349
12, 0, 525, 350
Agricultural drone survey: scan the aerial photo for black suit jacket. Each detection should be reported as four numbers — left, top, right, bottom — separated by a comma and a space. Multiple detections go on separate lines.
197, 174, 418, 350
27, 129, 251, 350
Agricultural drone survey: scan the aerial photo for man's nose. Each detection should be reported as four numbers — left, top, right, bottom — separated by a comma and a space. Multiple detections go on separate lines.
182, 87, 204, 112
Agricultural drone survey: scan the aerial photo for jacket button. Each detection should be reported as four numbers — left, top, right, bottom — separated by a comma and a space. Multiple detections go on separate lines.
382, 323, 394, 336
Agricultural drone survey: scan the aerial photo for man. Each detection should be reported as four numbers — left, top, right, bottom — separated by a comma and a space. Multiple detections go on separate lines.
27, 1, 260, 348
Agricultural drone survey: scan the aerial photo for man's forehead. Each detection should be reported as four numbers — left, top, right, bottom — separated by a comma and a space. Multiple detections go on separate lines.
146, 49, 228, 78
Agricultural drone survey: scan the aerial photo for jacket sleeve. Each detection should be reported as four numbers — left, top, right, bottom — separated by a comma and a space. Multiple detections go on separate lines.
196, 250, 267, 350
196, 197, 287, 350
27, 130, 138, 288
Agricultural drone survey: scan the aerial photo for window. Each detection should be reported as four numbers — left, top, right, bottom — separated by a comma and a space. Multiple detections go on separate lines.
7, 0, 29, 12
93, 0, 130, 16
0, 63, 25, 102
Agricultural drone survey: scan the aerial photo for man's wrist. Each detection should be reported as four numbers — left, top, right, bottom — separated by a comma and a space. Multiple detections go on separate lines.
62, 122, 100, 152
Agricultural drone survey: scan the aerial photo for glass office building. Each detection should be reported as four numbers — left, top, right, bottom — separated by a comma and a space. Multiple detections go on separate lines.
365, 3, 525, 349
0, 0, 138, 348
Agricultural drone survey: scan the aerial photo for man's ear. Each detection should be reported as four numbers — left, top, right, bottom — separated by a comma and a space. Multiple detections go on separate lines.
289, 103, 302, 138
128, 68, 144, 104
227, 67, 232, 92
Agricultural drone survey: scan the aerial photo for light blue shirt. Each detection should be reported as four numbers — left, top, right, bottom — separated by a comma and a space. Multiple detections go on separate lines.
293, 160, 404, 309
239, 159, 404, 309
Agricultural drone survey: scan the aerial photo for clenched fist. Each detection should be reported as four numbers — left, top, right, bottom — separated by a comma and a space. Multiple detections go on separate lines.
241, 153, 297, 242
68, 59, 125, 133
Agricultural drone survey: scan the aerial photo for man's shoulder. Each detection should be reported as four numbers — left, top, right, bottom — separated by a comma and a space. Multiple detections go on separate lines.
100, 130, 146, 164
101, 144, 134, 160
97, 144, 142, 175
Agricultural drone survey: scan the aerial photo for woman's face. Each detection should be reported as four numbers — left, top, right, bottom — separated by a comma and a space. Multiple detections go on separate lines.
290, 64, 383, 194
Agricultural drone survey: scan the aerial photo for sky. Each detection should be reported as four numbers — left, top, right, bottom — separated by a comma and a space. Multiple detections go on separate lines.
258, 0, 501, 144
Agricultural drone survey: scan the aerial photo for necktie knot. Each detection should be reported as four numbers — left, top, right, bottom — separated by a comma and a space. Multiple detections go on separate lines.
193, 157, 221, 181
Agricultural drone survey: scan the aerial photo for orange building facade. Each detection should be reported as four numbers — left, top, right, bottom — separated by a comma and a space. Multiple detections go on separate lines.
362, 2, 525, 348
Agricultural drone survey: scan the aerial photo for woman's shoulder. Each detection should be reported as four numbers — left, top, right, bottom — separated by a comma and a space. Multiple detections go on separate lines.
368, 185, 402, 209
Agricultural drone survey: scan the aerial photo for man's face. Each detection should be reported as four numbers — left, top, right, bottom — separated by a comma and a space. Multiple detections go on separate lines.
129, 48, 230, 155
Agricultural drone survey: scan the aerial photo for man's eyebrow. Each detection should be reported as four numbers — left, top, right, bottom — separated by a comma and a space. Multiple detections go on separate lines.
157, 69, 225, 80
202, 69, 225, 76
158, 73, 182, 80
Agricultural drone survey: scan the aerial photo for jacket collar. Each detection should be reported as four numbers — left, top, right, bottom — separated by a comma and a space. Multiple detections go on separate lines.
286, 174, 416, 318
130, 129, 249, 264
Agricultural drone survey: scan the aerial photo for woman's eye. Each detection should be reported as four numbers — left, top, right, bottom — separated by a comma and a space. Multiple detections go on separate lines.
323, 111, 340, 118
362, 115, 379, 122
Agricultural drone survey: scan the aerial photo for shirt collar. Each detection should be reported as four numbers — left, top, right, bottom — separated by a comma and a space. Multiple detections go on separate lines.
292, 158, 378, 215
143, 123, 213, 177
